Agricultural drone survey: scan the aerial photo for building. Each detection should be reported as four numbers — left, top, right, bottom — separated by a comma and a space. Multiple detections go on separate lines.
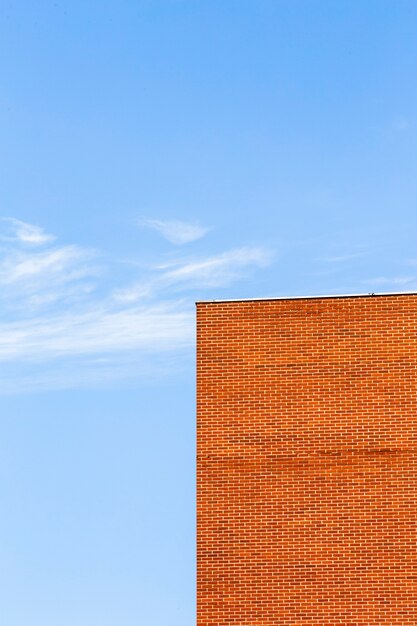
197, 293, 417, 626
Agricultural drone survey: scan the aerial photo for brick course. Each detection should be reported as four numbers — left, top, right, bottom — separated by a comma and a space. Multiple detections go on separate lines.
197, 294, 417, 625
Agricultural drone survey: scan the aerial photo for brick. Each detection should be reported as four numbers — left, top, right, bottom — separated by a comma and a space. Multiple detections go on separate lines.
197, 294, 417, 626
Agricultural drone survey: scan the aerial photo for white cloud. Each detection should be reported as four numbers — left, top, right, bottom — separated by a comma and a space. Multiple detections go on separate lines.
113, 246, 274, 303
160, 246, 273, 288
0, 245, 95, 285
139, 217, 211, 244
0, 217, 55, 246
0, 302, 193, 362
0, 241, 99, 317
0, 219, 274, 392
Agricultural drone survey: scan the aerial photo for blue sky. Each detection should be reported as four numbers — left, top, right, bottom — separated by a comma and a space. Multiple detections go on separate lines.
1, 1, 417, 624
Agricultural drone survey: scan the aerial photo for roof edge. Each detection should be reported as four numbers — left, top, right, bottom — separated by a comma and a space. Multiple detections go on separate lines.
195, 290, 417, 304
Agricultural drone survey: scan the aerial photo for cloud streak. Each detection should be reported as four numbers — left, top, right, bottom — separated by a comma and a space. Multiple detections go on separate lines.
0, 245, 95, 285
0, 218, 273, 392
0, 217, 55, 246
0, 303, 193, 362
113, 246, 274, 302
160, 246, 273, 287
139, 217, 211, 244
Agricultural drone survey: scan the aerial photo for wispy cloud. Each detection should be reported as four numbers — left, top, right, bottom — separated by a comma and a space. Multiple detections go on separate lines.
138, 217, 211, 244
0, 303, 193, 362
0, 217, 55, 246
0, 218, 273, 392
0, 245, 95, 285
0, 242, 98, 316
159, 246, 273, 287
113, 246, 274, 302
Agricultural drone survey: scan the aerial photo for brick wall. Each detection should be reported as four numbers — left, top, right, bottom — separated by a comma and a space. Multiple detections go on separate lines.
197, 294, 417, 625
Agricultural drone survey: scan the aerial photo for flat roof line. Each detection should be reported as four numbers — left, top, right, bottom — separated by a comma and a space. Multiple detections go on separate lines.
195, 290, 417, 304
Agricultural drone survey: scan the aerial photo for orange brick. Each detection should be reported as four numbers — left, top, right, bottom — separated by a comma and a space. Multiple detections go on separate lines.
197, 294, 417, 626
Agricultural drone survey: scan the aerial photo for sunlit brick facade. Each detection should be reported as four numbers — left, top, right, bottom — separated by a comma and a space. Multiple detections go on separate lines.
197, 294, 417, 625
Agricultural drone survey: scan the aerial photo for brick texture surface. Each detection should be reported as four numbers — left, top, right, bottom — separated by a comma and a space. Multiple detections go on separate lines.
197, 295, 417, 625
